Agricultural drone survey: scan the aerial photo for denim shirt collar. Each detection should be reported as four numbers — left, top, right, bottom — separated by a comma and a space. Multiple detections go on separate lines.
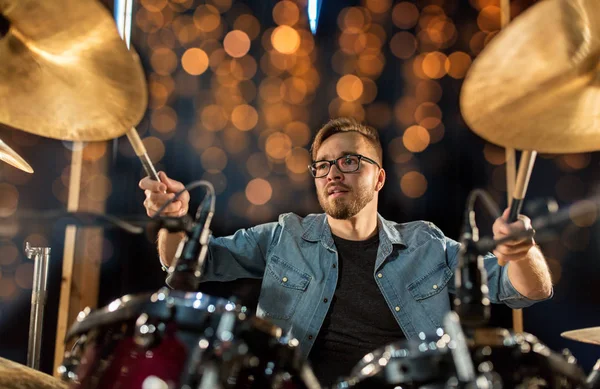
301, 213, 407, 259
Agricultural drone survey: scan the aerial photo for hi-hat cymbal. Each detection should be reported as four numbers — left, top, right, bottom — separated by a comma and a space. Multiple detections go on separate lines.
0, 136, 33, 173
0, 357, 67, 388
460, 0, 600, 154
561, 327, 600, 345
0, 0, 147, 141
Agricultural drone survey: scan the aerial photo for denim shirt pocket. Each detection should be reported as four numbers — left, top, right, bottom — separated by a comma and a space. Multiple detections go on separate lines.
259, 255, 311, 320
407, 262, 453, 327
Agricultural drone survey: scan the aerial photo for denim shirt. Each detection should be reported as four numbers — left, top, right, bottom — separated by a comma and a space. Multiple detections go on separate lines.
202, 212, 543, 361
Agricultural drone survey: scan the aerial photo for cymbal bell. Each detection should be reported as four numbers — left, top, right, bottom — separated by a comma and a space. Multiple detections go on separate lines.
460, 0, 600, 154
561, 327, 600, 346
0, 0, 147, 141
0, 136, 33, 173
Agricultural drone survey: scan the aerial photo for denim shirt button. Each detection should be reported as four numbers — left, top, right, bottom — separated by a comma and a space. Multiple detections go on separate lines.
308, 334, 313, 340
332, 264, 337, 268
433, 284, 438, 289
395, 306, 400, 312
323, 298, 328, 303
377, 273, 383, 278
282, 277, 288, 283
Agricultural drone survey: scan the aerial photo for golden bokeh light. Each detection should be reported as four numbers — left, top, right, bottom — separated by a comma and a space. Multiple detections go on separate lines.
569, 199, 597, 228
284, 121, 311, 147
428, 122, 445, 143
390, 32, 417, 60
181, 48, 209, 75
273, 1, 300, 26
339, 7, 369, 34
357, 53, 385, 78
366, 0, 392, 14
141, 0, 168, 13
557, 154, 591, 171
231, 56, 258, 80
415, 80, 442, 104
414, 102, 442, 129
483, 144, 506, 165
84, 174, 113, 203
401, 171, 428, 198
394, 96, 418, 127
478, 6, 501, 32
403, 125, 430, 152
0, 278, 16, 298
224, 30, 251, 58
392, 2, 419, 29
150, 47, 178, 75
271, 25, 301, 54
82, 142, 107, 162
151, 106, 178, 133
207, 0, 232, 13
193, 5, 221, 32
234, 14, 261, 40
421, 52, 448, 79
282, 77, 308, 104
0, 243, 19, 265
0, 183, 19, 217
223, 127, 249, 154
445, 51, 472, 79
262, 103, 293, 129
142, 137, 166, 163
265, 132, 293, 160
201, 147, 228, 173
15, 262, 34, 289
359, 77, 378, 105
136, 9, 164, 33
285, 148, 311, 174
200, 104, 229, 131
246, 178, 273, 205
231, 104, 259, 131
389, 137, 413, 164
329, 99, 366, 122
259, 77, 285, 103
336, 74, 364, 102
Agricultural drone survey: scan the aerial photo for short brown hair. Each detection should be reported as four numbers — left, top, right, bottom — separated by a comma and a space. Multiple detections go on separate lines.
310, 117, 383, 163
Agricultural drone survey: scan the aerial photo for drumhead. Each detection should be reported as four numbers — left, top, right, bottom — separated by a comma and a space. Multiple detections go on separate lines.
66, 288, 242, 340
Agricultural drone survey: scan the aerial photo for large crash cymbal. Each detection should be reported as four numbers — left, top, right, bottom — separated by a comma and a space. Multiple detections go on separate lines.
0, 136, 33, 173
0, 0, 147, 141
561, 327, 600, 346
460, 0, 600, 154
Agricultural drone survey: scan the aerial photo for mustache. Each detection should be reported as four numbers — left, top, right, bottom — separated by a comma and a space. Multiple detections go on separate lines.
323, 184, 351, 194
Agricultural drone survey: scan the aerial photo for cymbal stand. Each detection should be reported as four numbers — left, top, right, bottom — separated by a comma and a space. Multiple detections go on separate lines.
25, 242, 51, 370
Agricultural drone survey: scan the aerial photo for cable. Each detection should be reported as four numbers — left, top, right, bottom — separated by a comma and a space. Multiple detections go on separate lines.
150, 180, 215, 220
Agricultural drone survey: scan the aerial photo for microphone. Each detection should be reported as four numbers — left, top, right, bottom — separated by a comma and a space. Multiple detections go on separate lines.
166, 184, 215, 291
453, 190, 492, 327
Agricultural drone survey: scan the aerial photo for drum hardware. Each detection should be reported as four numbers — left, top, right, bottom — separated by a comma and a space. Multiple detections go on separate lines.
25, 242, 51, 370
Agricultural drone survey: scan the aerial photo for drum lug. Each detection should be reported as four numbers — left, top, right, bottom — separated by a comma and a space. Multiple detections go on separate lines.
134, 313, 159, 348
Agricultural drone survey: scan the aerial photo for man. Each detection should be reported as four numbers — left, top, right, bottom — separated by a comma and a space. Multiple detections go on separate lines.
139, 117, 552, 386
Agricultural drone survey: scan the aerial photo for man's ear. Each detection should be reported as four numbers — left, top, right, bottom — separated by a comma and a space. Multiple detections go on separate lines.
375, 168, 386, 192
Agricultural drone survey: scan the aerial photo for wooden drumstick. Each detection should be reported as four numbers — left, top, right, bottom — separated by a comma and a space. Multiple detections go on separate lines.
126, 127, 161, 182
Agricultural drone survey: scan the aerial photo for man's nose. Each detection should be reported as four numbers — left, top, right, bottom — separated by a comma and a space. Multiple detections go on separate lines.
326, 163, 343, 181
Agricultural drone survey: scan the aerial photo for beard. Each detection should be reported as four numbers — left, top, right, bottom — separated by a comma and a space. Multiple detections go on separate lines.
317, 181, 375, 220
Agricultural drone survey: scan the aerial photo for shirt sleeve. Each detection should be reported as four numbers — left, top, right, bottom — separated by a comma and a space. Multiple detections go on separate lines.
200, 221, 282, 282
444, 236, 551, 309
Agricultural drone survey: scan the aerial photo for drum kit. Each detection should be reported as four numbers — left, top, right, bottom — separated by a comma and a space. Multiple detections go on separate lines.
0, 0, 599, 388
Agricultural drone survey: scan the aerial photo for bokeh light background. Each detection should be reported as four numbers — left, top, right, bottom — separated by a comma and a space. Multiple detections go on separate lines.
0, 0, 598, 375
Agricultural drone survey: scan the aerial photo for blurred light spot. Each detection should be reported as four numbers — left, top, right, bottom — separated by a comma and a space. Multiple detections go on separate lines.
0, 243, 19, 265
556, 154, 591, 171
273, 1, 300, 26
224, 30, 251, 58
469, 31, 487, 55
392, 2, 419, 29
271, 26, 301, 54
209, 49, 227, 71
366, 103, 392, 129
403, 125, 430, 152
297, 30, 316, 55
239, 79, 257, 102
358, 77, 378, 104
545, 257, 562, 284
0, 184, 19, 217
336, 75, 363, 102
394, 97, 418, 127
202, 172, 228, 195
285, 148, 310, 174
491, 166, 507, 191
181, 48, 209, 75
193, 5, 221, 32
246, 178, 273, 205
265, 133, 293, 161
262, 103, 293, 128
247, 153, 272, 178
86, 175, 113, 202
339, 7, 368, 34
445, 52, 472, 79
421, 52, 447, 79
234, 14, 261, 40
357, 53, 385, 78
231, 104, 258, 131
282, 77, 308, 104
0, 278, 16, 298
401, 171, 427, 198
259, 77, 285, 103
82, 142, 107, 162
207, 0, 232, 13
329, 99, 366, 122
390, 32, 417, 59
428, 122, 445, 143
201, 147, 228, 173
136, 9, 164, 33
150, 48, 178, 76
569, 199, 597, 228
415, 103, 442, 129
151, 106, 178, 133
562, 225, 589, 252
483, 144, 505, 165
24, 234, 48, 247
284, 121, 311, 147
415, 80, 442, 104
366, 0, 391, 14
555, 175, 585, 202
142, 137, 165, 163
223, 127, 249, 154
200, 105, 228, 131
478, 6, 501, 32
15, 262, 34, 289
231, 56, 257, 80
189, 130, 216, 152
389, 138, 413, 164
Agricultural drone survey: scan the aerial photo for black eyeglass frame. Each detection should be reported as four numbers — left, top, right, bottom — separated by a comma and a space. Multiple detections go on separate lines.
308, 154, 381, 178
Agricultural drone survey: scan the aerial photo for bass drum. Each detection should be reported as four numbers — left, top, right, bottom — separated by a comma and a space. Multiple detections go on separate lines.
61, 288, 321, 389
333, 329, 587, 389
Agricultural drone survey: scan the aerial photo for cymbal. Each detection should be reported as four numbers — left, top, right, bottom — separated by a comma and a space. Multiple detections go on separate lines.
0, 136, 33, 173
561, 327, 600, 346
460, 0, 600, 154
0, 0, 147, 141
0, 357, 67, 388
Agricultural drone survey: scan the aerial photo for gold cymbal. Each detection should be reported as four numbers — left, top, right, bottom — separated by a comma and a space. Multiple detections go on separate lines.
460, 0, 600, 154
0, 0, 147, 141
0, 136, 33, 173
0, 357, 67, 388
561, 327, 600, 346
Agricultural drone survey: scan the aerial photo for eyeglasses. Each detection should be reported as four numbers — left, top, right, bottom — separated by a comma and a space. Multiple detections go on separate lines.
308, 154, 381, 178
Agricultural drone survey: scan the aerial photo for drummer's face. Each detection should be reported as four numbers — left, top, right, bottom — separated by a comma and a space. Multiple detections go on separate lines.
313, 132, 382, 220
